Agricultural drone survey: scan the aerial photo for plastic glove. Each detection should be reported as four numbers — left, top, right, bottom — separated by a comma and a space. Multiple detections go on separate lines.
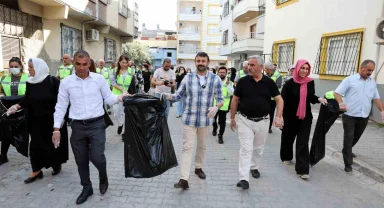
52, 131, 61, 148
160, 93, 171, 101
273, 117, 284, 128
208, 106, 218, 118
318, 98, 328, 105
381, 111, 384, 121
6, 105, 18, 116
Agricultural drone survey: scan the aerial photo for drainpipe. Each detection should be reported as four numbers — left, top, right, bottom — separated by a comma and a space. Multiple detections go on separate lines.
81, 0, 99, 49
374, 1, 384, 81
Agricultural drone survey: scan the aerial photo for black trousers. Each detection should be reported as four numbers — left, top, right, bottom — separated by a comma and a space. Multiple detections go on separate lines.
213, 110, 228, 136
70, 118, 107, 190
341, 114, 368, 166
0, 137, 11, 156
280, 116, 312, 175
269, 100, 276, 130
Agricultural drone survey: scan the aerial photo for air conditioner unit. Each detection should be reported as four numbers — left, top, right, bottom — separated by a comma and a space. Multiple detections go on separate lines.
375, 17, 384, 44
86, 29, 99, 41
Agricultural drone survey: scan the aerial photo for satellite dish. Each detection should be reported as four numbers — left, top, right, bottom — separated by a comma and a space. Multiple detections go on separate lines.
376, 19, 384, 39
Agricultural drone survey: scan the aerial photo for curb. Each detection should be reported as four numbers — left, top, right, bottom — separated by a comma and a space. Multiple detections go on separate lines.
325, 145, 384, 183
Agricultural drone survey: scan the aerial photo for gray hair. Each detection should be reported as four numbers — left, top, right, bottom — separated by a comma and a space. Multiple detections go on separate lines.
361, 59, 375, 68
163, 58, 171, 64
98, 59, 105, 64
264, 62, 275, 70
242, 61, 248, 67
248, 55, 264, 65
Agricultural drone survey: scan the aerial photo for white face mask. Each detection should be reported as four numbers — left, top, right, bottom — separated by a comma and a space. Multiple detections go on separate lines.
10, 68, 21, 75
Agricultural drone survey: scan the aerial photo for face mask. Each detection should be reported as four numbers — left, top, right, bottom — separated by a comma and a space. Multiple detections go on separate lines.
10, 68, 20, 75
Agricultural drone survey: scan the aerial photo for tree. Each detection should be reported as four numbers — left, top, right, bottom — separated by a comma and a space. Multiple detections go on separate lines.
122, 42, 152, 65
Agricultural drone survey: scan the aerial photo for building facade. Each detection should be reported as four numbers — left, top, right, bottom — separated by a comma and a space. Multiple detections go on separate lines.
263, 0, 384, 123
0, 0, 137, 75
177, 0, 227, 71
218, 0, 265, 69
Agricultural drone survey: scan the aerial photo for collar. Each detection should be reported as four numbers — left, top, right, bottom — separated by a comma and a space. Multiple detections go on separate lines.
357, 73, 372, 81
247, 74, 266, 82
75, 71, 94, 80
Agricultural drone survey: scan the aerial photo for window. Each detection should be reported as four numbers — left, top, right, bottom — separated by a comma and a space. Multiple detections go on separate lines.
104, 38, 116, 62
119, 0, 130, 18
61, 25, 82, 58
222, 1, 230, 18
313, 29, 364, 77
208, 5, 221, 16
250, 24, 256, 39
207, 43, 220, 55
276, 0, 298, 9
1, 36, 20, 70
222, 30, 229, 45
272, 39, 295, 72
167, 52, 172, 57
258, 0, 266, 16
207, 24, 220, 36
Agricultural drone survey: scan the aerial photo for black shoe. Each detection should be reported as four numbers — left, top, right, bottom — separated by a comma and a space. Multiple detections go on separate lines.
268, 129, 272, 134
212, 130, 217, 136
236, 180, 249, 189
99, 177, 109, 195
24, 171, 43, 184
52, 165, 62, 176
218, 135, 224, 144
76, 188, 93, 205
174, 179, 189, 189
352, 153, 356, 158
251, 169, 260, 179
195, 168, 206, 179
344, 165, 353, 172
0, 155, 9, 165
117, 125, 123, 135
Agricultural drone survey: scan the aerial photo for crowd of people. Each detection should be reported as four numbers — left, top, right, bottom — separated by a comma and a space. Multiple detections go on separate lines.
0, 49, 383, 204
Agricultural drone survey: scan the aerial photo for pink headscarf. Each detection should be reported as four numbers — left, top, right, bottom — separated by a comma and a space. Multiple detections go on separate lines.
293, 59, 313, 120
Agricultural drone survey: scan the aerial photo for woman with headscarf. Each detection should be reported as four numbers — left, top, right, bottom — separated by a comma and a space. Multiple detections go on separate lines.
7, 58, 68, 183
280, 59, 327, 180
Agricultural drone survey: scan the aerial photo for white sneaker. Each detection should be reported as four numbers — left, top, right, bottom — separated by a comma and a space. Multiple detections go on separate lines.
283, 161, 291, 165
299, 174, 310, 180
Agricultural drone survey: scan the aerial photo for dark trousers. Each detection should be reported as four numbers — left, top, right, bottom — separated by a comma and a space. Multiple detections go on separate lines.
213, 110, 227, 136
70, 118, 107, 190
280, 117, 312, 174
341, 114, 369, 166
269, 100, 276, 130
0, 137, 11, 156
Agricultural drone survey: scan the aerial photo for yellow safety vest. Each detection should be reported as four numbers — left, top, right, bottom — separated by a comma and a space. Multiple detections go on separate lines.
214, 80, 232, 111
270, 71, 281, 100
96, 67, 111, 85
325, 91, 344, 99
58, 64, 74, 80
237, 70, 247, 79
1, 73, 28, 96
112, 68, 135, 95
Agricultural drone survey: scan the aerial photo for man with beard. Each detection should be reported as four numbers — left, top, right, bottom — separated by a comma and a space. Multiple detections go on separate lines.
212, 66, 234, 144
163, 52, 223, 189
151, 58, 176, 120
334, 59, 384, 173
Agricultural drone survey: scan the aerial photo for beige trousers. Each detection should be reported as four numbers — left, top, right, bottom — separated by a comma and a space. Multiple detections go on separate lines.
180, 125, 208, 180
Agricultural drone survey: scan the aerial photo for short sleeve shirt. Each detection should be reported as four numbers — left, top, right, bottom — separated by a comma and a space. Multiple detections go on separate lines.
153, 68, 176, 93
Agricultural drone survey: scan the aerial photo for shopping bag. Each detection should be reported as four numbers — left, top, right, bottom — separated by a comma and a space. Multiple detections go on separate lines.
310, 102, 342, 166
123, 94, 178, 178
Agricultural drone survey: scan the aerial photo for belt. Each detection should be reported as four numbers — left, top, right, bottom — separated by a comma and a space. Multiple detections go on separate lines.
74, 115, 103, 124
240, 113, 268, 122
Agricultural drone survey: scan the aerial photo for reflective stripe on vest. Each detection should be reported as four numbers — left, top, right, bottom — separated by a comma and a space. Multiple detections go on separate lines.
112, 68, 134, 95
59, 64, 74, 80
1, 73, 28, 96
270, 71, 281, 100
214, 81, 232, 111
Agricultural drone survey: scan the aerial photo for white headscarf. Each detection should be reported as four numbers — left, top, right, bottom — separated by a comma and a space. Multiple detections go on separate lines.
27, 58, 50, 84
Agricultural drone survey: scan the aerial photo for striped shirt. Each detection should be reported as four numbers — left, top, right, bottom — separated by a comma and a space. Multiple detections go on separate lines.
172, 72, 224, 127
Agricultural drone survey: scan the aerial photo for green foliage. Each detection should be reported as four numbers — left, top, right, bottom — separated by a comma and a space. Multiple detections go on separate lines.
122, 42, 152, 65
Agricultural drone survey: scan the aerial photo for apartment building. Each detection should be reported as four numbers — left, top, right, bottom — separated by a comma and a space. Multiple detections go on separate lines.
218, 0, 265, 69
177, 0, 227, 70
0, 0, 137, 74
263, 0, 384, 123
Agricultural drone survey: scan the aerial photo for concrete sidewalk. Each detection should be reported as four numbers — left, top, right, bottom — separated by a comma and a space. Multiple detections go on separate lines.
311, 107, 384, 182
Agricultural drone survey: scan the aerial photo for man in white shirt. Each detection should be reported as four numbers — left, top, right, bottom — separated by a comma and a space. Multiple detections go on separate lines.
151, 58, 176, 120
52, 50, 127, 205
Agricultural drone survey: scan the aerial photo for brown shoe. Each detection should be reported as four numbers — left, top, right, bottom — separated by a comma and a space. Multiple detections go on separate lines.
195, 168, 206, 179
174, 179, 189, 189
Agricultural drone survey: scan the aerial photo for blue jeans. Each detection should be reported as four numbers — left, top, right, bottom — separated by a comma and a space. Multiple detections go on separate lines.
176, 99, 185, 117
155, 93, 170, 120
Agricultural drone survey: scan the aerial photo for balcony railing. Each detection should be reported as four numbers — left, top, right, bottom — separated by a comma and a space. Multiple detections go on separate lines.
233, 32, 262, 42
179, 27, 200, 34
258, 0, 266, 16
178, 46, 200, 54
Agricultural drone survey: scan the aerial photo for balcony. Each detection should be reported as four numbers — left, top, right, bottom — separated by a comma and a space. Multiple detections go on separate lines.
233, 0, 259, 22
178, 13, 202, 22
178, 45, 200, 59
178, 28, 200, 41
232, 32, 263, 54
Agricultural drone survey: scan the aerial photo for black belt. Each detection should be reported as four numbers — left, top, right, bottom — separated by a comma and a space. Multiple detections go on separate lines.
240, 113, 268, 122
73, 116, 103, 124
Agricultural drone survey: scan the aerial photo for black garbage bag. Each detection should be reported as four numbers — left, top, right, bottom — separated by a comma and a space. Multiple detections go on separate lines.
123, 94, 178, 178
0, 96, 29, 157
310, 102, 342, 166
